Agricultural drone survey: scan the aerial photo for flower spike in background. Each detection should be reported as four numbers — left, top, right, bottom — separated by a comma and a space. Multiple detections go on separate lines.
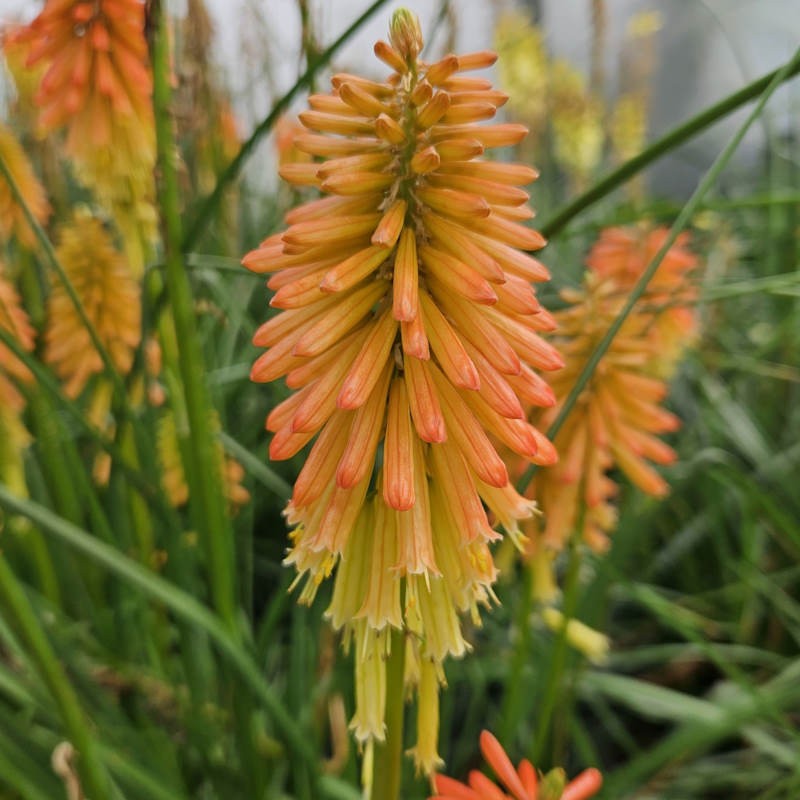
527, 224, 699, 553
430, 729, 602, 800
11, 0, 157, 274
245, 8, 561, 772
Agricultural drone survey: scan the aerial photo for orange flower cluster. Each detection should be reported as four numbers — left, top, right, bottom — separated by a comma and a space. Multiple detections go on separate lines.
431, 730, 602, 800
0, 122, 51, 247
245, 11, 560, 769
11, 0, 156, 273
45, 213, 141, 398
586, 226, 698, 378
528, 225, 698, 552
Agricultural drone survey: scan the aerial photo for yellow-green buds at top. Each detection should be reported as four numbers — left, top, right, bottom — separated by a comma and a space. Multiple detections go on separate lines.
389, 8, 424, 62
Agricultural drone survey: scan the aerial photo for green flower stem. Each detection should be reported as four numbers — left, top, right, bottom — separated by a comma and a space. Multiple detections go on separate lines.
518, 46, 800, 496
540, 56, 800, 239
0, 557, 111, 799
152, 3, 237, 631
370, 629, 407, 800
182, 0, 392, 251
498, 566, 534, 743
530, 537, 583, 766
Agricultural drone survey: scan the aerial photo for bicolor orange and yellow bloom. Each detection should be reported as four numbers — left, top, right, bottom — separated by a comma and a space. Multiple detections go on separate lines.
430, 730, 602, 800
586, 226, 698, 378
245, 11, 560, 770
11, 0, 156, 274
45, 213, 141, 399
528, 225, 698, 553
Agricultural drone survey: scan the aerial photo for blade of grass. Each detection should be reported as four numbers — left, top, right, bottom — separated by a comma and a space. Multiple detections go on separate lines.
0, 557, 111, 798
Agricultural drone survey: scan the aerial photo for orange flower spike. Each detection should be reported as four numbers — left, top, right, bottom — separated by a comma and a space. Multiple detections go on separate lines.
12, 0, 156, 274
45, 214, 140, 398
247, 8, 563, 765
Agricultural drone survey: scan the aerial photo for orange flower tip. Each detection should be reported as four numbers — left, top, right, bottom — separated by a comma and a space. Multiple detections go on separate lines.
484, 462, 509, 489
562, 767, 603, 800
242, 249, 273, 273
456, 50, 498, 71
393, 302, 417, 323
410, 146, 441, 175
435, 138, 484, 160
385, 485, 415, 512
478, 730, 529, 800
534, 308, 558, 331
417, 187, 491, 219
336, 386, 362, 411
410, 80, 433, 106
371, 200, 407, 247
532, 437, 558, 466
375, 113, 406, 144
425, 54, 460, 85
249, 362, 270, 383
278, 162, 320, 186
374, 40, 408, 73
543, 349, 566, 371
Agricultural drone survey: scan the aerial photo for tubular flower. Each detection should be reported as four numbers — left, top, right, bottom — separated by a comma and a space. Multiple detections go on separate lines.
0, 261, 35, 412
528, 224, 697, 552
44, 213, 141, 398
430, 730, 602, 800
244, 11, 560, 768
156, 410, 250, 512
585, 225, 698, 378
12, 0, 156, 274
0, 122, 51, 247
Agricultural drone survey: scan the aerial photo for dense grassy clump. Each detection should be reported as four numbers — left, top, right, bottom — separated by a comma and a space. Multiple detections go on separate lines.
0, 3, 798, 799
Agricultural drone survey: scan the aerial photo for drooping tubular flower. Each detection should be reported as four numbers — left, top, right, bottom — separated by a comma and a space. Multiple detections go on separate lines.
527, 226, 698, 553
430, 730, 602, 800
0, 122, 51, 247
244, 10, 561, 771
45, 212, 141, 399
11, 0, 156, 274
